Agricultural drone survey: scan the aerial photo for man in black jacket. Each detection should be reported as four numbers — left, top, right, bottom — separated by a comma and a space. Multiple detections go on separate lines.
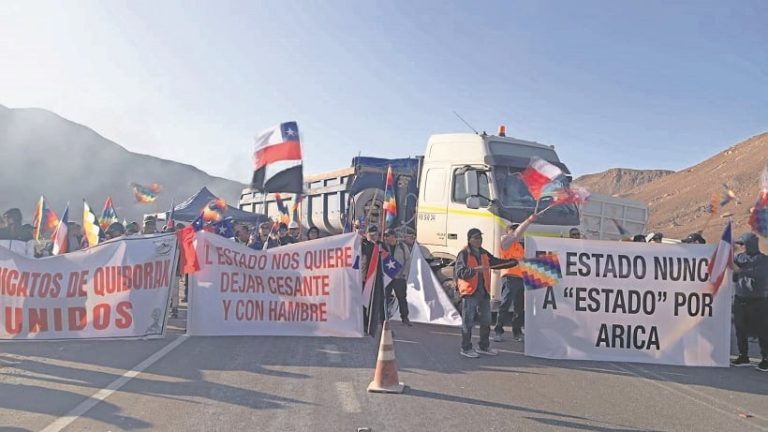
731, 232, 768, 371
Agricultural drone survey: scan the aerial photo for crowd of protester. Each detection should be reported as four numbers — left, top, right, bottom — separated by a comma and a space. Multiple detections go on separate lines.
2, 205, 765, 370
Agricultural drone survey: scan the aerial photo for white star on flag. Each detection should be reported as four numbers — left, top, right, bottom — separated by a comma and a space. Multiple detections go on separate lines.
386, 260, 397, 270
218, 226, 228, 235
285, 128, 296, 137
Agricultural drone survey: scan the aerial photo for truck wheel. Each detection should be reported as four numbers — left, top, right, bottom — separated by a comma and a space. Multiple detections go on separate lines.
353, 188, 384, 228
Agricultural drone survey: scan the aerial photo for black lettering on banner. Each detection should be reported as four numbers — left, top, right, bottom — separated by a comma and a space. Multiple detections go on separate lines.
542, 286, 557, 310
596, 323, 660, 350
673, 292, 714, 317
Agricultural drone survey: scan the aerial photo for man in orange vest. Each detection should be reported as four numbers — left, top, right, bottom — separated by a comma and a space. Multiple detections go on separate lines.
455, 228, 518, 358
494, 214, 537, 342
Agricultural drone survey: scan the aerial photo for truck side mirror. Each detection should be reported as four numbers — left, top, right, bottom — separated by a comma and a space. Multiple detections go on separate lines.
464, 171, 479, 197
465, 197, 481, 209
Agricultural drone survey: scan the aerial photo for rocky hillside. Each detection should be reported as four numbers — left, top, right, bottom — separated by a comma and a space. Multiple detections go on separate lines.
0, 104, 246, 224
574, 168, 673, 196
621, 133, 768, 243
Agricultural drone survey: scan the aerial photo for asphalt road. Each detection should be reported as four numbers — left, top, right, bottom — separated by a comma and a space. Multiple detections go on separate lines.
1, 305, 766, 432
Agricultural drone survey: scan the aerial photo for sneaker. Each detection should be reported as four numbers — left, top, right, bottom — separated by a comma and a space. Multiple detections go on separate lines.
513, 333, 524, 342
477, 347, 498, 356
493, 333, 504, 342
731, 355, 752, 367
402, 318, 413, 327
757, 359, 768, 372
460, 349, 480, 358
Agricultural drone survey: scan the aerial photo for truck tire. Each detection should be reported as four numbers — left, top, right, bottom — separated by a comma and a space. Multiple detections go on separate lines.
436, 265, 462, 310
353, 188, 384, 229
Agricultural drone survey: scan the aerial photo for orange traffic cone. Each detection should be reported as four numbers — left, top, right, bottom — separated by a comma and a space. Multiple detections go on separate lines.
367, 320, 405, 393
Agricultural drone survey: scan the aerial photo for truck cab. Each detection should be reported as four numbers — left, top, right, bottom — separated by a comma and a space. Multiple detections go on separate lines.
416, 132, 580, 300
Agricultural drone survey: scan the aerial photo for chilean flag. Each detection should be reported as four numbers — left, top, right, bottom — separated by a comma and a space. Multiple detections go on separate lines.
362, 244, 380, 308
251, 122, 304, 194
51, 205, 69, 256
706, 221, 732, 295
520, 157, 563, 200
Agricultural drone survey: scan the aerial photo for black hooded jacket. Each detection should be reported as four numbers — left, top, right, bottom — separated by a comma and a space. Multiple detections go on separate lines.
733, 234, 768, 298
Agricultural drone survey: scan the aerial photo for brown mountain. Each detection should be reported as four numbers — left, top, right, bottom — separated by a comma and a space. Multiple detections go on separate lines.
0, 104, 246, 224
621, 133, 768, 243
574, 168, 673, 196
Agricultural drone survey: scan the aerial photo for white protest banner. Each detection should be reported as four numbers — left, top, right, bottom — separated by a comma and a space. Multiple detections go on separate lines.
525, 237, 731, 367
403, 244, 462, 327
1, 233, 178, 340
187, 231, 363, 337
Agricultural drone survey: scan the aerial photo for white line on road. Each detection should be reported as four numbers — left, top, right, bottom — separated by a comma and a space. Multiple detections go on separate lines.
335, 382, 361, 413
322, 344, 342, 363
40, 335, 189, 432
611, 363, 768, 431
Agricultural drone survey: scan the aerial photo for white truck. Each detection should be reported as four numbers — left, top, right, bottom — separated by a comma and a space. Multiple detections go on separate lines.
240, 128, 582, 302
579, 192, 649, 240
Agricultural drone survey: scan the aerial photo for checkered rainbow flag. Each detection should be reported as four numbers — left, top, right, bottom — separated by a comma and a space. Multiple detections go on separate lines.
519, 254, 563, 289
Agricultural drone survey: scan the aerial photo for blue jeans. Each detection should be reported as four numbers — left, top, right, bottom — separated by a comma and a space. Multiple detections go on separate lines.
494, 276, 524, 336
462, 290, 491, 351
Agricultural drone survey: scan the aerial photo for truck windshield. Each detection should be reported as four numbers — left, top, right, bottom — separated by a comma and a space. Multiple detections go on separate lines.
494, 167, 571, 209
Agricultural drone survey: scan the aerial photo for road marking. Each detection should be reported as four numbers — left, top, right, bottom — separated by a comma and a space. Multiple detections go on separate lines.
335, 382, 361, 413
40, 335, 188, 432
322, 344, 342, 363
611, 363, 768, 431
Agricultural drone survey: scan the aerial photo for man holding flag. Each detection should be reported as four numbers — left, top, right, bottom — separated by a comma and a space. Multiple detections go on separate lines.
382, 228, 412, 326
455, 227, 518, 358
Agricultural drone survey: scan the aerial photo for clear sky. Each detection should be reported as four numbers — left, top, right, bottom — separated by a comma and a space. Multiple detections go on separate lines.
1, 0, 766, 182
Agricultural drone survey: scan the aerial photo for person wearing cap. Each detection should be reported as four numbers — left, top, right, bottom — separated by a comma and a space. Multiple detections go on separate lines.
681, 232, 706, 244
249, 221, 279, 250
402, 227, 416, 252
142, 217, 157, 235
287, 221, 302, 242
730, 232, 768, 371
104, 222, 126, 240
494, 214, 537, 342
361, 225, 386, 336
125, 222, 140, 236
455, 227, 518, 358
277, 222, 295, 246
382, 228, 412, 326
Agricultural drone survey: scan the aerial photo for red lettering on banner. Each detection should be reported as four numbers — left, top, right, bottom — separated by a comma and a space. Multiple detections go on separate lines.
53, 307, 63, 331
266, 275, 331, 296
267, 300, 328, 322
68, 307, 87, 330
0, 269, 64, 298
234, 299, 264, 321
205, 242, 213, 265
28, 308, 49, 333
1, 303, 137, 335
222, 299, 231, 320
4, 306, 22, 334
143, 262, 154, 290
115, 301, 133, 329
66, 271, 89, 298
303, 247, 353, 271
92, 303, 110, 330
221, 272, 263, 294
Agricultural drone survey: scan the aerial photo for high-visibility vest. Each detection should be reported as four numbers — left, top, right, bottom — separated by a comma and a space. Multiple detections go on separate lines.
457, 249, 491, 297
500, 241, 525, 277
